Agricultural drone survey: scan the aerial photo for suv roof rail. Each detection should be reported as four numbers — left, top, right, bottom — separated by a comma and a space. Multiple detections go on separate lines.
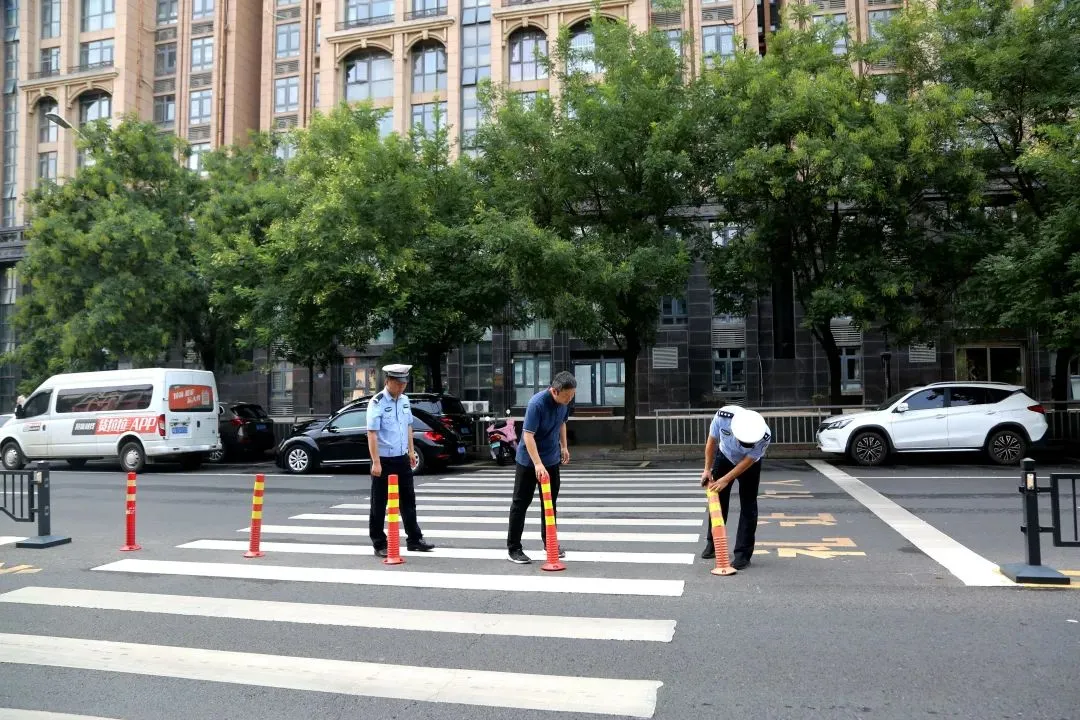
924, 380, 1018, 387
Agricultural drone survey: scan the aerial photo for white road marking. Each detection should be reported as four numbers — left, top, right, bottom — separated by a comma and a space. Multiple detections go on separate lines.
853, 476, 1015, 480
0, 587, 676, 642
50, 471, 333, 479
333, 503, 704, 514
93, 559, 685, 597
0, 633, 663, 717
421, 488, 703, 496
291, 513, 702, 527
0, 711, 121, 720
178, 539, 697, 564
243, 525, 700, 543
415, 495, 704, 504
0, 537, 27, 546
422, 482, 701, 489
808, 460, 1014, 587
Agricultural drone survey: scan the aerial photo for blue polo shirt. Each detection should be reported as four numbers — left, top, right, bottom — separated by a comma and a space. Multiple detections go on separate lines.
515, 389, 569, 468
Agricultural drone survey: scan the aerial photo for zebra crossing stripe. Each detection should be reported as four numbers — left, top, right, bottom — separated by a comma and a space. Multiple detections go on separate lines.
332, 503, 704, 513
92, 559, 686, 597
0, 711, 121, 720
290, 513, 702, 526
0, 633, 663, 717
241, 525, 700, 543
177, 539, 697, 565
0, 587, 676, 642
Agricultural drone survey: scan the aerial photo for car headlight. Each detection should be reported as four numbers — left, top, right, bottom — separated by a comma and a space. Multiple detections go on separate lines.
823, 418, 854, 430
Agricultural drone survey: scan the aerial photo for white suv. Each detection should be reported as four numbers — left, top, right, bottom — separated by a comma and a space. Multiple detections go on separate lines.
816, 382, 1048, 467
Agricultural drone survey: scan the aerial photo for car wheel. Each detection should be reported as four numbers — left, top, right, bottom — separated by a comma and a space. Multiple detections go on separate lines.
849, 430, 888, 467
207, 447, 225, 463
119, 441, 146, 473
411, 448, 426, 476
987, 428, 1026, 466
2, 441, 25, 470
284, 445, 315, 474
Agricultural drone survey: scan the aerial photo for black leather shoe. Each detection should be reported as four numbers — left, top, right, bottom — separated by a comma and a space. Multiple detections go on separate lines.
407, 538, 435, 552
701, 546, 715, 560
374, 547, 388, 558
732, 557, 751, 570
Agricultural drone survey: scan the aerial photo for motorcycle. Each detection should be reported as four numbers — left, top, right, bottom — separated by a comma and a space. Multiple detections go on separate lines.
486, 415, 518, 465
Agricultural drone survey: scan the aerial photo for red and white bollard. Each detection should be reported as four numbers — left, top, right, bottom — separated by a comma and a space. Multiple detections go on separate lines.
120, 472, 141, 552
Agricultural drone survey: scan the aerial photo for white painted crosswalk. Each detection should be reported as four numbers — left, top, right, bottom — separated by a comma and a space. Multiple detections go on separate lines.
0, 467, 708, 718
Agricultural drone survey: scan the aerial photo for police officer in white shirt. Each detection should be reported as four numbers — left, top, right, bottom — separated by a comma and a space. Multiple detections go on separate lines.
699, 405, 771, 569
365, 363, 434, 558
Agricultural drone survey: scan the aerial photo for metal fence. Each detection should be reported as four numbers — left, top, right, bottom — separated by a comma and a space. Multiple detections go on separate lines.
653, 406, 869, 448
1, 468, 34, 522
0, 462, 70, 548
1049, 473, 1079, 548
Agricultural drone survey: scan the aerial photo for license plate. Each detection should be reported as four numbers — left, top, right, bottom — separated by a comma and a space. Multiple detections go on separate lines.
490, 442, 499, 449
457, 446, 466, 455
256, 424, 267, 431
172, 426, 188, 435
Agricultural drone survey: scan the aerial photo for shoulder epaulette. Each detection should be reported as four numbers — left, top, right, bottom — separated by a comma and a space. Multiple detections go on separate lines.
372, 392, 383, 405
716, 410, 734, 419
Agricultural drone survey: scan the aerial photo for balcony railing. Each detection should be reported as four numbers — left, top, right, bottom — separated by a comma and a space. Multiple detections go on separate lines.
69, 61, 114, 74
336, 14, 394, 30
404, 6, 448, 20
28, 68, 61, 80
505, 0, 549, 6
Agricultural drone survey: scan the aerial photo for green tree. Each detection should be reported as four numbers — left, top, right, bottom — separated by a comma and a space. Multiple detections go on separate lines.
700, 6, 981, 405
7, 116, 205, 389
887, 0, 1080, 399
476, 15, 707, 449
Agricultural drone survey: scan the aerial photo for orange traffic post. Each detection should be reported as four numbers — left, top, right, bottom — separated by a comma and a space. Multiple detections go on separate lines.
120, 472, 141, 552
383, 473, 405, 565
539, 473, 565, 572
706, 489, 737, 576
244, 474, 266, 558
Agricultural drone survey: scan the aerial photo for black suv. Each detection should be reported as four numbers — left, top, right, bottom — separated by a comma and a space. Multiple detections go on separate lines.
350, 392, 475, 442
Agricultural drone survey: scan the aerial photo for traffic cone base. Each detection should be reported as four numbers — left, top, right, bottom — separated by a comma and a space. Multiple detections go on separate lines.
383, 475, 405, 566
119, 543, 141, 552
711, 566, 738, 576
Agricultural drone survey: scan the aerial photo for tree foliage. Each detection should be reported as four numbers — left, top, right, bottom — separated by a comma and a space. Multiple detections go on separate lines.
701, 5, 981, 404
476, 15, 707, 448
7, 116, 204, 389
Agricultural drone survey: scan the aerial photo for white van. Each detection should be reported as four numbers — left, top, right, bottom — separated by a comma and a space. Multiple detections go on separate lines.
1, 368, 222, 472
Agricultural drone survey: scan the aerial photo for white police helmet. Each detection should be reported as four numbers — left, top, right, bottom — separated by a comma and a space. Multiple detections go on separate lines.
731, 408, 769, 446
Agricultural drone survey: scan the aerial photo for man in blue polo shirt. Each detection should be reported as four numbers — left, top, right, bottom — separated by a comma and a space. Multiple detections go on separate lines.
506, 370, 577, 564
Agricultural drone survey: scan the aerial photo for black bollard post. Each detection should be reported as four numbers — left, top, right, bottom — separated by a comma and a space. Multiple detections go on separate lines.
1000, 458, 1069, 585
15, 462, 72, 549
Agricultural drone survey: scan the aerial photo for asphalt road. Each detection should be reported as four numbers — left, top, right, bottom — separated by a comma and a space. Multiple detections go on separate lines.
1, 455, 1078, 720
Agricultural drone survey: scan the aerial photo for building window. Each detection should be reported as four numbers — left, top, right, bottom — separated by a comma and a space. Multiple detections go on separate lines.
314, 17, 321, 51
462, 0, 490, 24
312, 72, 320, 108
189, 89, 212, 125
666, 29, 682, 57
344, 52, 393, 101
79, 39, 114, 69
39, 47, 60, 76
2, 93, 15, 228
957, 346, 1024, 385
411, 44, 447, 93
660, 296, 688, 325
568, 26, 597, 74
512, 353, 551, 406
190, 37, 213, 71
868, 9, 896, 41
712, 348, 745, 394
411, 0, 446, 16
511, 318, 552, 340
840, 346, 861, 394
509, 29, 547, 82
345, 0, 394, 24
572, 358, 625, 406
461, 86, 485, 150
41, 0, 61, 38
153, 95, 175, 125
274, 136, 296, 161
460, 336, 494, 403
410, 101, 446, 136
157, 0, 178, 23
274, 76, 299, 113
192, 0, 213, 19
38, 100, 59, 143
461, 22, 490, 86
276, 22, 300, 58
155, 43, 176, 75
82, 0, 115, 32
3, 0, 16, 31
377, 110, 393, 138
37, 151, 56, 183
78, 92, 111, 125
814, 13, 847, 55
188, 142, 209, 173
702, 24, 735, 68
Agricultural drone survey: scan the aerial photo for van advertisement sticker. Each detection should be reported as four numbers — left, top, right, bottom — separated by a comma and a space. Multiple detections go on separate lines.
169, 385, 214, 411
72, 417, 159, 435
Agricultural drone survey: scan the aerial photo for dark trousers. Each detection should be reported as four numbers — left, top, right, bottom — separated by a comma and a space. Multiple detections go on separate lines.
369, 455, 423, 549
507, 461, 562, 551
703, 454, 762, 560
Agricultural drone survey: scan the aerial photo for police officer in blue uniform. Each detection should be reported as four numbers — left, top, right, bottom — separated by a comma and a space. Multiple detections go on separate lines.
699, 405, 771, 569
365, 363, 434, 558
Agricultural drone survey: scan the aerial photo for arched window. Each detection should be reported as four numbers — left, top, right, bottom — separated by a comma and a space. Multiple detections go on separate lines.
411, 43, 447, 94
344, 51, 394, 101
568, 24, 597, 75
508, 28, 547, 82
78, 91, 112, 126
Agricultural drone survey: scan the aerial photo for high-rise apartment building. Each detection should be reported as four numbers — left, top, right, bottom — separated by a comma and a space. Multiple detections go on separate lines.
0, 0, 1061, 416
